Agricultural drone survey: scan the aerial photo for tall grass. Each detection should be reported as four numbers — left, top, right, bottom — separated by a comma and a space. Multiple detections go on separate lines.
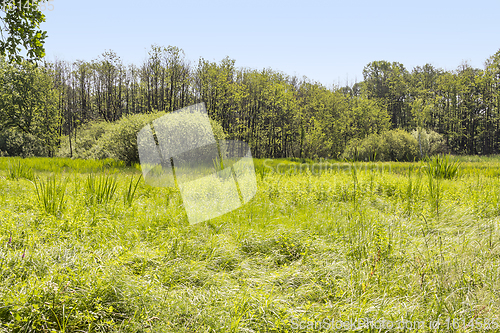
7, 160, 34, 181
33, 174, 67, 216
405, 165, 423, 215
427, 171, 441, 217
424, 154, 461, 179
85, 173, 118, 206
3, 157, 500, 331
0, 156, 125, 173
123, 174, 142, 207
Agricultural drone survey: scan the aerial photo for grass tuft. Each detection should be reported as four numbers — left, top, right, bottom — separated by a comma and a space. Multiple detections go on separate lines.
424, 154, 461, 179
8, 159, 34, 181
33, 174, 67, 216
85, 173, 118, 206
123, 174, 142, 207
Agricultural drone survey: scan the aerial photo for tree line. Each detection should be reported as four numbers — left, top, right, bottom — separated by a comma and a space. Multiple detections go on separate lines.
1, 45, 500, 159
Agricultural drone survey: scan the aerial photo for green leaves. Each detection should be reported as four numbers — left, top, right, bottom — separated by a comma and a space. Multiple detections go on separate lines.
0, 58, 60, 156
0, 0, 47, 63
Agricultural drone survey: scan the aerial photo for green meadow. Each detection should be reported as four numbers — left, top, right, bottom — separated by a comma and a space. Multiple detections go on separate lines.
1, 156, 500, 332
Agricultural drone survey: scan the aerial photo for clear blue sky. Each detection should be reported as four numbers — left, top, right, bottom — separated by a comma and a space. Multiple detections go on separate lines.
41, 0, 500, 88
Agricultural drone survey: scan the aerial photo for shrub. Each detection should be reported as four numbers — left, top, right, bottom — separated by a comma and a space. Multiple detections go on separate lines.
411, 129, 448, 157
58, 110, 226, 165
57, 120, 122, 160
342, 129, 419, 162
93, 113, 162, 164
0, 128, 47, 157
70, 121, 109, 158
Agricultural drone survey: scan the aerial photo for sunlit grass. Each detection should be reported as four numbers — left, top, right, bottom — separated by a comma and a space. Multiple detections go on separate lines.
1, 156, 500, 331
33, 174, 67, 216
424, 154, 461, 179
7, 159, 34, 181
0, 156, 126, 174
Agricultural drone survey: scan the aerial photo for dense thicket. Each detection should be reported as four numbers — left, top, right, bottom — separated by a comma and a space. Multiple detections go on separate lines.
57, 112, 226, 164
1, 46, 500, 160
341, 129, 447, 162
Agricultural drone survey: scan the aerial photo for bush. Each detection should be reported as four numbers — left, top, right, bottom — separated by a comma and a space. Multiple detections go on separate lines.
0, 128, 47, 157
72, 121, 109, 158
57, 121, 108, 159
58, 110, 226, 165
410, 129, 448, 157
342, 129, 419, 162
92, 113, 163, 163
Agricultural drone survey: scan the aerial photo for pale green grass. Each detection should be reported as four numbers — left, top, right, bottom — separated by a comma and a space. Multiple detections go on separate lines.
0, 157, 128, 174
0, 157, 500, 332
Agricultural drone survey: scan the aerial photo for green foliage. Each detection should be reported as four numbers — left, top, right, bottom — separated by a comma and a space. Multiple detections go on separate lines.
33, 174, 67, 216
362, 60, 410, 128
93, 113, 162, 164
0, 128, 47, 157
0, 0, 47, 62
4, 45, 500, 161
343, 129, 419, 161
0, 58, 60, 156
299, 91, 390, 159
58, 111, 226, 165
424, 154, 461, 179
410, 128, 448, 157
59, 121, 109, 159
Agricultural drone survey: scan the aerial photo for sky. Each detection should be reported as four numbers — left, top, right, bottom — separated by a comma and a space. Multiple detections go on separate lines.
40, 0, 500, 88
